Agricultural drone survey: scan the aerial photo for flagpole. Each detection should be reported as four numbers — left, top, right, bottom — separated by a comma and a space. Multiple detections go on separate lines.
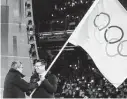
45, 38, 70, 75
30, 0, 100, 97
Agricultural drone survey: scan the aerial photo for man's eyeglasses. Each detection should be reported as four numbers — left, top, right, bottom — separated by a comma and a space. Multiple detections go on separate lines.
34, 65, 45, 68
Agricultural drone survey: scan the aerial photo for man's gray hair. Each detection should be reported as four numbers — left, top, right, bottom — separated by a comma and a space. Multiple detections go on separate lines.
11, 61, 22, 69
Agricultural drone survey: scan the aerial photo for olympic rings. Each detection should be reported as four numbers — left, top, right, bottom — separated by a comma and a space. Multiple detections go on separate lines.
93, 12, 127, 57
104, 26, 124, 44
94, 12, 110, 31
105, 38, 123, 57
117, 40, 127, 57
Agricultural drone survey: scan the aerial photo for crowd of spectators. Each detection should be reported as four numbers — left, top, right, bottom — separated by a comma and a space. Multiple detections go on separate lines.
41, 47, 127, 98
55, 68, 127, 98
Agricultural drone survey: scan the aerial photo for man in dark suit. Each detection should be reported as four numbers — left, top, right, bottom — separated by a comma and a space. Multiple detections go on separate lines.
30, 59, 58, 98
3, 61, 43, 98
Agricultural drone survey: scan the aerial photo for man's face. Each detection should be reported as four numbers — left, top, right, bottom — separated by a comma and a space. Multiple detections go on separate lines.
17, 63, 23, 73
34, 62, 45, 74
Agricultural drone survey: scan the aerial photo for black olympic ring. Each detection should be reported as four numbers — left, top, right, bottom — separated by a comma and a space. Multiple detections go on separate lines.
94, 12, 110, 31
105, 38, 123, 57
104, 26, 124, 44
117, 40, 127, 57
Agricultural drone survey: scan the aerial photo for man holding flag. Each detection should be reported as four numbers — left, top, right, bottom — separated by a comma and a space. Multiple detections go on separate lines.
28, 59, 58, 98
28, 0, 127, 97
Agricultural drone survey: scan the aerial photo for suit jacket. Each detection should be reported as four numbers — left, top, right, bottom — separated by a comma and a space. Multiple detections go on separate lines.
3, 68, 38, 98
30, 72, 58, 98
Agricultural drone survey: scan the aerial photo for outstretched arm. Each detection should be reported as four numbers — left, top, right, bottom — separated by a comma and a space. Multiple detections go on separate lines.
13, 75, 38, 92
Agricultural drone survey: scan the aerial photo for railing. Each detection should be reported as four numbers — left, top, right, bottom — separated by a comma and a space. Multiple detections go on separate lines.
38, 30, 74, 42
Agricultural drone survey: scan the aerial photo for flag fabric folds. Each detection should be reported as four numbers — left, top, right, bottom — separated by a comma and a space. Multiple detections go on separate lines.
68, 0, 127, 88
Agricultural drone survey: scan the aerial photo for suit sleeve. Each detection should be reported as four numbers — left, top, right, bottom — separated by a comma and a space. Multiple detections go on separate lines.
41, 74, 58, 93
12, 75, 38, 92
